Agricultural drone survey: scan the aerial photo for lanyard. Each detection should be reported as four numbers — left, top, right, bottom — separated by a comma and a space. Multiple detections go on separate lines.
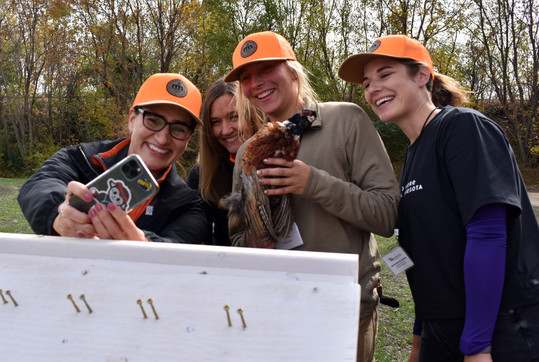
400, 107, 440, 187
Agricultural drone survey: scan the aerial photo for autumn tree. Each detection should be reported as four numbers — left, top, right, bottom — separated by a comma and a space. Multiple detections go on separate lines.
470, 0, 538, 165
0, 0, 536, 175
0, 0, 69, 173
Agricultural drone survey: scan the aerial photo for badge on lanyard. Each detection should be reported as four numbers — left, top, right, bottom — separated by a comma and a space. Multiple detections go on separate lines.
275, 222, 304, 250
382, 229, 414, 275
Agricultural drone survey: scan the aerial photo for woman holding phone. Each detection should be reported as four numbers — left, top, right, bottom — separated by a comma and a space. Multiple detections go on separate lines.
18, 73, 210, 244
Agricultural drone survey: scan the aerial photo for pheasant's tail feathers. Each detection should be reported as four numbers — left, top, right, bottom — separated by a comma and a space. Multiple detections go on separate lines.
242, 173, 278, 243
271, 194, 294, 239
257, 197, 278, 242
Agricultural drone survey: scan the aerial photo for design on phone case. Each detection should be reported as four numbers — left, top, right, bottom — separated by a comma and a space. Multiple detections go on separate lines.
90, 179, 132, 211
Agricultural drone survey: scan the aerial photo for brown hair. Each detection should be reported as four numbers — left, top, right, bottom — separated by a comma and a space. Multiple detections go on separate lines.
402, 59, 469, 107
198, 78, 263, 204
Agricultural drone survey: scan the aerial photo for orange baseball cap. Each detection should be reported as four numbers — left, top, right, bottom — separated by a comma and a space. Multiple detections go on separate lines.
132, 73, 202, 125
224, 31, 297, 82
338, 35, 434, 84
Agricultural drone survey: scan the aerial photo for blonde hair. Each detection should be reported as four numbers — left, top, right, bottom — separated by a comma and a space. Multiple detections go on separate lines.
236, 60, 319, 131
198, 78, 263, 204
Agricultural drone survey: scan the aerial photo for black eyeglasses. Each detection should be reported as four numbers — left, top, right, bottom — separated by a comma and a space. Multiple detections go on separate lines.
134, 106, 194, 141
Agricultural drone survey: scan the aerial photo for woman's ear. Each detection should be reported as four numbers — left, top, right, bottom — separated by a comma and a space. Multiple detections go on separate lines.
286, 64, 298, 80
416, 65, 431, 87
128, 108, 136, 132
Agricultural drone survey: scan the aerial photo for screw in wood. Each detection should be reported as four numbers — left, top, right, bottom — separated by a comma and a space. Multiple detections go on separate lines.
237, 308, 247, 329
5, 291, 18, 307
224, 305, 232, 327
137, 299, 147, 319
67, 294, 80, 313
147, 298, 159, 320
0, 290, 8, 304
79, 294, 92, 313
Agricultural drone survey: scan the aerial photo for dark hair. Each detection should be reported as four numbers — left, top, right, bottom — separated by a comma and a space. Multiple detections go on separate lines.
401, 59, 469, 107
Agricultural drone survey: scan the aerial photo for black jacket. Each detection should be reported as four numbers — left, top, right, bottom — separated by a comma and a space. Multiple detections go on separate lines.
187, 161, 233, 246
18, 138, 210, 244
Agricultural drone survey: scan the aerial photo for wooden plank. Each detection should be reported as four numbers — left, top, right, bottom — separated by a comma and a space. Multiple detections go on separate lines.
0, 232, 360, 361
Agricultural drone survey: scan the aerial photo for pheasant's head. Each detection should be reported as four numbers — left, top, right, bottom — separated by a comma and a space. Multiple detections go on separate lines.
286, 110, 317, 136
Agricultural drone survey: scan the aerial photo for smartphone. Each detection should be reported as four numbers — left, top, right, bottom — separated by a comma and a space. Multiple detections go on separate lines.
69, 154, 159, 213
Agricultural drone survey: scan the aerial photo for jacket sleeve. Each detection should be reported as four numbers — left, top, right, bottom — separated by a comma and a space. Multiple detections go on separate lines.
301, 104, 400, 237
17, 146, 90, 235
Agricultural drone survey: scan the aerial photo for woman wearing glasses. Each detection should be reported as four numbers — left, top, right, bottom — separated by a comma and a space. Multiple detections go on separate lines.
19, 73, 211, 244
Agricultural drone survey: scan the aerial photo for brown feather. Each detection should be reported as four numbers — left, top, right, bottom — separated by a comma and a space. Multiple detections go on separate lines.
221, 110, 316, 248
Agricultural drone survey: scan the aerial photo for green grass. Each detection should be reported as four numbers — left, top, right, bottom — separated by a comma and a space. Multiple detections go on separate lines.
375, 236, 415, 361
0, 178, 33, 234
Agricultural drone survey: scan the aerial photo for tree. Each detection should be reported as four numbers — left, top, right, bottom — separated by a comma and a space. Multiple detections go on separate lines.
1, 0, 536, 175
471, 0, 538, 165
0, 0, 52, 172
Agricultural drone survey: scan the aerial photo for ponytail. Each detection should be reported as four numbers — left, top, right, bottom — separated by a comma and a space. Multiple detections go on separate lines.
403, 59, 470, 107
430, 73, 469, 107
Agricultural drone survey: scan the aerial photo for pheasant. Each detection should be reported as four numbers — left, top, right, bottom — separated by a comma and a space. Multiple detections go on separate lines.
221, 110, 316, 248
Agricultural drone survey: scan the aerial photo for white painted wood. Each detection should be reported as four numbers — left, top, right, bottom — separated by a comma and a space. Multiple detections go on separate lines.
0, 232, 360, 361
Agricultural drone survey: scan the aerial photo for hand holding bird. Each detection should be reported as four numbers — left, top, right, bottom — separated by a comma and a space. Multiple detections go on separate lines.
221, 110, 317, 248
256, 157, 312, 196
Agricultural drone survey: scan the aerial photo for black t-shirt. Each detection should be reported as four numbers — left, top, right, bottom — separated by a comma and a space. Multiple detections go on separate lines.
398, 106, 539, 320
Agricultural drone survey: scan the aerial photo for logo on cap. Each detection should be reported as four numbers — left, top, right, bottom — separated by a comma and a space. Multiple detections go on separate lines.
166, 79, 188, 98
241, 40, 257, 58
368, 40, 381, 53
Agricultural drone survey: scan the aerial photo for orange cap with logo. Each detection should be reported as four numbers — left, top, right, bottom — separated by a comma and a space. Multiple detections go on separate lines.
132, 73, 202, 125
224, 31, 297, 82
338, 35, 434, 84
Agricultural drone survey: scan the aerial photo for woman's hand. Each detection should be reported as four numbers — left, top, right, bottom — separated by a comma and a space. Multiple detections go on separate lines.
89, 202, 146, 241
256, 158, 311, 196
52, 181, 96, 238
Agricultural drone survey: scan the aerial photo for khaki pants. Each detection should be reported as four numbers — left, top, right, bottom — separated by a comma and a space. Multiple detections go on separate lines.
357, 308, 378, 362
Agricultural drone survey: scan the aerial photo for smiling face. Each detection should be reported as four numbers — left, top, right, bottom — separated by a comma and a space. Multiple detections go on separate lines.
127, 103, 194, 175
362, 57, 428, 125
209, 94, 243, 156
239, 60, 299, 122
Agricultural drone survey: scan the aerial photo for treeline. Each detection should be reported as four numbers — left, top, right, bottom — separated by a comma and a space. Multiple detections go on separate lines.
0, 0, 537, 177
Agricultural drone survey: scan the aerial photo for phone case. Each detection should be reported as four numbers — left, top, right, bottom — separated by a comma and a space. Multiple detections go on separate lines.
69, 154, 159, 213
